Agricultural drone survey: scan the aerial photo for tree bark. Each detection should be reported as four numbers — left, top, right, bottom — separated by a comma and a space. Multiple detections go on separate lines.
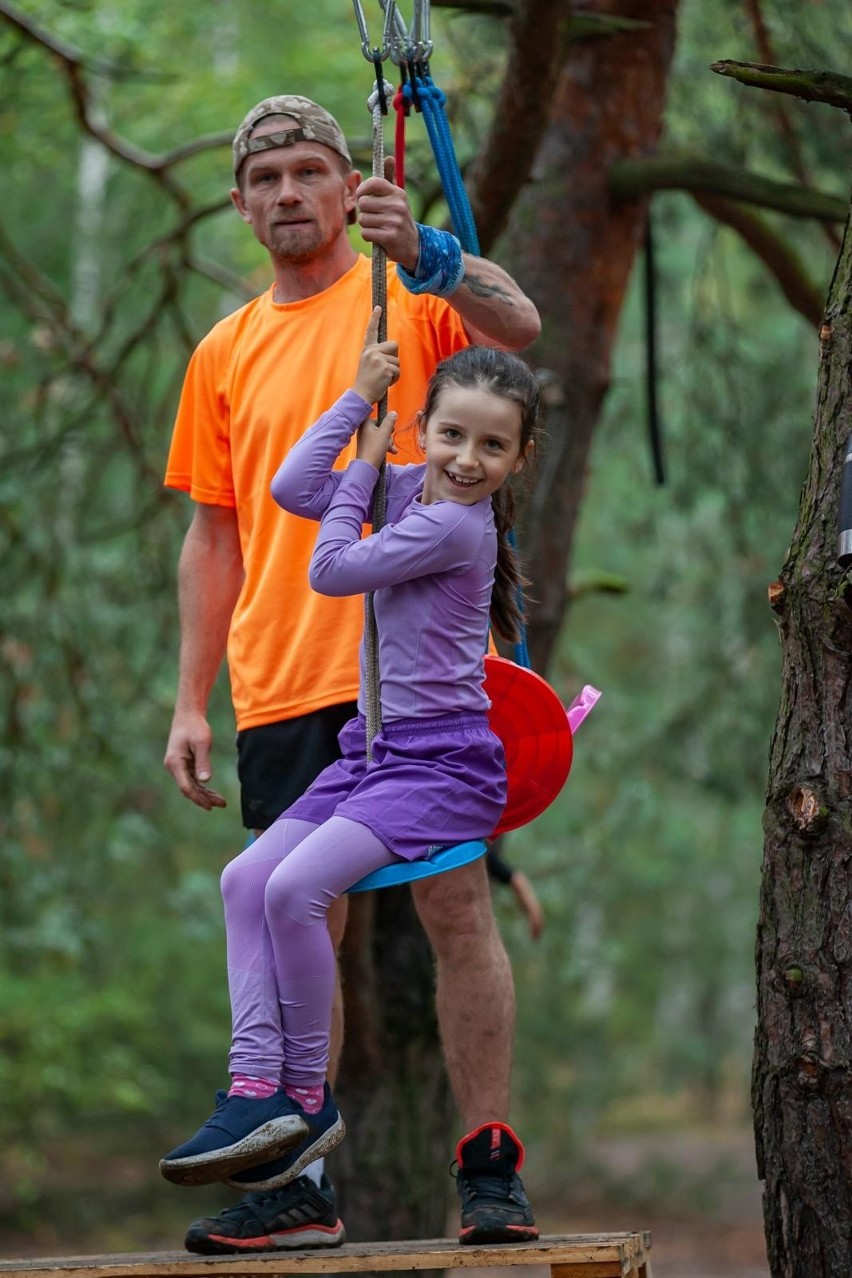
754, 209, 852, 1276
501, 0, 680, 670
334, 891, 455, 1246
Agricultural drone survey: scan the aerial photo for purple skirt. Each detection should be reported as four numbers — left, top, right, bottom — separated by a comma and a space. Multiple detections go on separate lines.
283, 713, 506, 861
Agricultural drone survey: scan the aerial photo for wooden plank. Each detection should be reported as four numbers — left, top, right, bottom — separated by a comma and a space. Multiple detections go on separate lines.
551, 1227, 651, 1278
0, 1234, 652, 1278
550, 1266, 623, 1278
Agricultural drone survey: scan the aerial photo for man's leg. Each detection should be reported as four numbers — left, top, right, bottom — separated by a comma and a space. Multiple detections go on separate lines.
411, 856, 514, 1126
411, 857, 538, 1244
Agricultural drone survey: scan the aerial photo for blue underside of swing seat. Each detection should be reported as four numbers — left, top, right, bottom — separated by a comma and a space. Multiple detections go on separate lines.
346, 839, 487, 894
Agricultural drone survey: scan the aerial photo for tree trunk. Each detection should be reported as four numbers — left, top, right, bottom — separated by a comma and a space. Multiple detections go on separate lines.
334, 891, 455, 1244
754, 210, 852, 1276
502, 0, 679, 670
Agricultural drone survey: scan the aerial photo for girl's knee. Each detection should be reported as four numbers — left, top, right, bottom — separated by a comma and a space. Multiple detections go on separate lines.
265, 862, 326, 927
220, 851, 250, 906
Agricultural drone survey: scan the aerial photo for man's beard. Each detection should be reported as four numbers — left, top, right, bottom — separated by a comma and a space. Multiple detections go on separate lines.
266, 221, 324, 262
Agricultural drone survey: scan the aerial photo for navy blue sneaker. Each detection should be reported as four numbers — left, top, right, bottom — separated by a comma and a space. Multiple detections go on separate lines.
225, 1084, 344, 1192
455, 1122, 539, 1244
159, 1089, 309, 1187
184, 1174, 345, 1254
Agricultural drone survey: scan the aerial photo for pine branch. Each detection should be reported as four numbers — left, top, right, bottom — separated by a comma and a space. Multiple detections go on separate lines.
711, 60, 852, 113
692, 193, 825, 327
610, 154, 847, 222
0, 0, 230, 196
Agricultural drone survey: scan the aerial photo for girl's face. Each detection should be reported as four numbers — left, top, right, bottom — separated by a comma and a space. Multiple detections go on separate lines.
416, 386, 529, 507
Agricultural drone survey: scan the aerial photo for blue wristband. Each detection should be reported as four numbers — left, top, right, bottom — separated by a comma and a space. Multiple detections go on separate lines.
396, 224, 465, 298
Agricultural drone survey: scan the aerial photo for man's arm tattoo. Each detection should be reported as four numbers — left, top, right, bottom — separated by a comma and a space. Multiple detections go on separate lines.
462, 272, 515, 304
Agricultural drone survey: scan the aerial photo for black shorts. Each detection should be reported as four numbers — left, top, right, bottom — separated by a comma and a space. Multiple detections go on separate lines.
236, 701, 359, 831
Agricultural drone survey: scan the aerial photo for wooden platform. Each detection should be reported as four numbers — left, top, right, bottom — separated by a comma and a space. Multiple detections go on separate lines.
0, 1234, 651, 1278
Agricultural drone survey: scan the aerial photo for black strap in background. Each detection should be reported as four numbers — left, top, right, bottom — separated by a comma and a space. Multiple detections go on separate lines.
644, 212, 666, 486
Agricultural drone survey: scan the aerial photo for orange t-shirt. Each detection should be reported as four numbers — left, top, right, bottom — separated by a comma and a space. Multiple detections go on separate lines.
164, 255, 469, 730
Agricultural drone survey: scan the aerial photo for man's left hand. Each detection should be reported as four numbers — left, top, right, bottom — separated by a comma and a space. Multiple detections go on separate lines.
356, 157, 420, 272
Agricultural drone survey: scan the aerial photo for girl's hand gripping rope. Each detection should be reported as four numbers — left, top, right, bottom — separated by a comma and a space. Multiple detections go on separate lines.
354, 306, 399, 469
353, 305, 400, 404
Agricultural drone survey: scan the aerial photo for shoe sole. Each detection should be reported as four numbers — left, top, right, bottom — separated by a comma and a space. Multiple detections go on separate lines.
185, 1220, 346, 1254
159, 1114, 310, 1186
224, 1115, 346, 1192
459, 1223, 540, 1245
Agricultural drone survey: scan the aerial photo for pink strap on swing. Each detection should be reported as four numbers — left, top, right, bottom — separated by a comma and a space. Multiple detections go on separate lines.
567, 684, 602, 734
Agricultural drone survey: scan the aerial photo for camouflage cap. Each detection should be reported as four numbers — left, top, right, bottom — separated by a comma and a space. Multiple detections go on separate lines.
232, 95, 352, 178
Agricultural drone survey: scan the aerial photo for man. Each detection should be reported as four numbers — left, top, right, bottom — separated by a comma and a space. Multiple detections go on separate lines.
163, 94, 541, 1255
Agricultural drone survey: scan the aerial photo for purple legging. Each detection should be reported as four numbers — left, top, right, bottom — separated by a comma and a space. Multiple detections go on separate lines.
220, 815, 398, 1088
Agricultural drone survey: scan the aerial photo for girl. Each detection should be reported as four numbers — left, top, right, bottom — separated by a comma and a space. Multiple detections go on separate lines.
159, 309, 541, 1193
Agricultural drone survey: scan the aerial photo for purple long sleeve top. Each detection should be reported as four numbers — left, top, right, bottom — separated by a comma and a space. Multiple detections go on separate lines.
271, 390, 496, 721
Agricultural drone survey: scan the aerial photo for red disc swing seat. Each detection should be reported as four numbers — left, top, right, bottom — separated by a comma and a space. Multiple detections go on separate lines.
346, 656, 574, 892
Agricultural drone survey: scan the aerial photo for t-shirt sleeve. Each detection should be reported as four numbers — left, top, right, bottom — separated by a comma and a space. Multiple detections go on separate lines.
309, 480, 487, 597
163, 328, 236, 507
417, 291, 470, 361
395, 283, 469, 349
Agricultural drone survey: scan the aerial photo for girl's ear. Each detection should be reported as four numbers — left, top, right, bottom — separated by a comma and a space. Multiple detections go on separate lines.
416, 410, 427, 451
513, 440, 534, 474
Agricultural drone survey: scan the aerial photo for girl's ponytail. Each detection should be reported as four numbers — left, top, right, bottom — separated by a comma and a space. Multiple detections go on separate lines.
490, 485, 527, 643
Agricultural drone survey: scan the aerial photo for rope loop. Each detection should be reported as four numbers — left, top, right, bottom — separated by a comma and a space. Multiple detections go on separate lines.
368, 76, 395, 117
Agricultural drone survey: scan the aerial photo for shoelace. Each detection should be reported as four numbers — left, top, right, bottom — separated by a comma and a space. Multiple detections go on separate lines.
457, 1170, 522, 1202
223, 1186, 307, 1222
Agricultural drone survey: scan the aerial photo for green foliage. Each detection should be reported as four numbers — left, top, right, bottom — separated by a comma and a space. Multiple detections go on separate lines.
0, 0, 849, 1244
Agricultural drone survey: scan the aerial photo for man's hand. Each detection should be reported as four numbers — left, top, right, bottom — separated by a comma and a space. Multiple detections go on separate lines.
353, 305, 400, 405
164, 708, 228, 811
356, 157, 420, 271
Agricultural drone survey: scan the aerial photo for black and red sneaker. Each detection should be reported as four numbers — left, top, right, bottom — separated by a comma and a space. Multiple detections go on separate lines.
184, 1175, 345, 1254
455, 1123, 539, 1245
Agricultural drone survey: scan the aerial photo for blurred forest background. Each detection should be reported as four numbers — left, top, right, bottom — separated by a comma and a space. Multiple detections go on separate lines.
2, 0, 851, 1272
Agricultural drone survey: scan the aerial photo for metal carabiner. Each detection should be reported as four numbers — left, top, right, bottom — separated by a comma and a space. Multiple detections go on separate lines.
352, 0, 373, 60
379, 0, 412, 66
412, 0, 433, 61
352, 0, 397, 63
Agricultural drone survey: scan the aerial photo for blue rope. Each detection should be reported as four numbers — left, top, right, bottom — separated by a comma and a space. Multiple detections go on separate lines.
404, 73, 480, 255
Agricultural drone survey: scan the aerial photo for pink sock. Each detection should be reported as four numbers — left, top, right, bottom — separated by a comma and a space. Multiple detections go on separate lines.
285, 1083, 325, 1115
228, 1074, 280, 1099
